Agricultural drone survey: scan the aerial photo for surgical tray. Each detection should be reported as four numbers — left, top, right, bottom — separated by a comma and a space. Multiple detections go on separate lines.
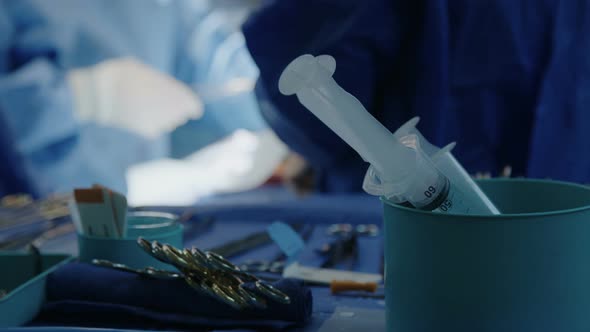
0, 251, 72, 327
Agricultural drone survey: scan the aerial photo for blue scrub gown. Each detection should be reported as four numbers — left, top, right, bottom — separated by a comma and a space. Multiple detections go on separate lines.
243, 0, 590, 192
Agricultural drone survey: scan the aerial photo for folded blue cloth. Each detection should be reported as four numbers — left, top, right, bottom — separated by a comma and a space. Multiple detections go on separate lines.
35, 262, 312, 330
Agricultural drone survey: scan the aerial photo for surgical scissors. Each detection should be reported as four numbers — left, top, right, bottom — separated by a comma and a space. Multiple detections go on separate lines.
93, 237, 291, 310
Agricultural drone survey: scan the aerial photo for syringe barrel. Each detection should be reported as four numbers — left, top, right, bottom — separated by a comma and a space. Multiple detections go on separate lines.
393, 118, 501, 215
401, 151, 449, 209
431, 150, 500, 215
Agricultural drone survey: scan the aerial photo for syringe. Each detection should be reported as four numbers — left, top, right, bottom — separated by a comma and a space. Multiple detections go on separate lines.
279, 54, 498, 215
364, 117, 500, 214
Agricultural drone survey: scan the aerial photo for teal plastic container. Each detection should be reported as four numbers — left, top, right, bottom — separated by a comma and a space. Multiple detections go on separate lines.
0, 252, 72, 327
382, 179, 590, 332
78, 211, 183, 270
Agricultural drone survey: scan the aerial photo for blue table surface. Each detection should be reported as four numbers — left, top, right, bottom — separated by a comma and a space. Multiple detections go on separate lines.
3, 185, 387, 331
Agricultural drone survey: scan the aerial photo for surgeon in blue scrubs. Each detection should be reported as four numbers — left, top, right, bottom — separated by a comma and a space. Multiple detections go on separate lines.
0, 0, 265, 197
243, 0, 590, 193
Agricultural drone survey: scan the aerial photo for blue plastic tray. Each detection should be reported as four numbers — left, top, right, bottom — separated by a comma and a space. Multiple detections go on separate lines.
0, 252, 73, 327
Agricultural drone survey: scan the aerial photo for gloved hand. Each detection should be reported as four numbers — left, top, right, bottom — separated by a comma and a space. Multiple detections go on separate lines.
67, 57, 203, 139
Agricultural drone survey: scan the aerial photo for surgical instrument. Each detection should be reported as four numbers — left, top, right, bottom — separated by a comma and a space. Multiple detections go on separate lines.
239, 260, 285, 274
279, 54, 499, 215
0, 194, 70, 229
238, 224, 315, 275
326, 224, 379, 237
365, 117, 500, 214
93, 237, 291, 310
92, 259, 183, 279
208, 223, 304, 258
208, 230, 273, 258
318, 231, 358, 269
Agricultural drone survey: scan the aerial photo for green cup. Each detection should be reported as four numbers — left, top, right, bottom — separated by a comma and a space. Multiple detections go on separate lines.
382, 179, 590, 332
78, 211, 183, 270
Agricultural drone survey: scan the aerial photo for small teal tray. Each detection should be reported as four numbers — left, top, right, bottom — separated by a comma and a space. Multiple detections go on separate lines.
0, 252, 73, 327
